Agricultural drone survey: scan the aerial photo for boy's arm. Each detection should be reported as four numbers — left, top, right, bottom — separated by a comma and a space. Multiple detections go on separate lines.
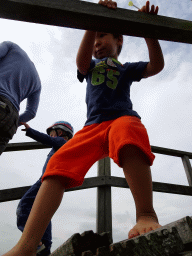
76, 0, 117, 75
76, 31, 96, 75
140, 1, 164, 78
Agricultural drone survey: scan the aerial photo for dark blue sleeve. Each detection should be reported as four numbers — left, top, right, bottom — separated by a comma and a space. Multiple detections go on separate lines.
124, 61, 149, 81
26, 128, 66, 150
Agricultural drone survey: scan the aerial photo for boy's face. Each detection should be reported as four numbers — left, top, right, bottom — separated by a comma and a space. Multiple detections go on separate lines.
93, 32, 122, 60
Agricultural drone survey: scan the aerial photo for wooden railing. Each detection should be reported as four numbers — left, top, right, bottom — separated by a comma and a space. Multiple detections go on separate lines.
1, 142, 192, 240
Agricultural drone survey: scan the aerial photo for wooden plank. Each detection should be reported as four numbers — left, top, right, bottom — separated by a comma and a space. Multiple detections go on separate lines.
0, 0, 191, 44
97, 157, 111, 176
1, 176, 192, 203
151, 146, 192, 159
5, 142, 192, 159
110, 216, 192, 256
51, 230, 112, 256
4, 142, 50, 152
105, 176, 192, 196
152, 181, 192, 196
50, 217, 192, 256
97, 158, 112, 240
0, 185, 31, 202
182, 155, 192, 186
0, 177, 106, 202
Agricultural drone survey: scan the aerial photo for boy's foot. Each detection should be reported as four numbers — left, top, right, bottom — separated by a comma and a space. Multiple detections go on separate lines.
128, 215, 161, 239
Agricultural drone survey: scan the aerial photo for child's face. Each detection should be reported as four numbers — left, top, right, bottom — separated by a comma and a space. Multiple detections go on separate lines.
50, 130, 57, 137
50, 129, 69, 141
93, 32, 121, 60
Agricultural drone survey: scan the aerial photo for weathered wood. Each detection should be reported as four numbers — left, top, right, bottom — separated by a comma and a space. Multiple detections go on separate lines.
152, 181, 192, 196
1, 176, 192, 203
0, 177, 106, 202
50, 231, 112, 256
179, 252, 192, 256
106, 176, 192, 196
50, 217, 192, 256
0, 185, 31, 202
97, 158, 111, 177
5, 142, 192, 159
151, 146, 192, 159
109, 216, 192, 256
97, 158, 112, 240
4, 142, 50, 152
182, 155, 192, 186
0, 0, 192, 44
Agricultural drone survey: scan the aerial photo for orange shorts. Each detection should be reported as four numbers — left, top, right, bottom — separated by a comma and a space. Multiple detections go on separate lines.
42, 116, 155, 189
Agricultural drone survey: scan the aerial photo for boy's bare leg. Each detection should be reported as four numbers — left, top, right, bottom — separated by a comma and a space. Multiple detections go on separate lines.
3, 177, 65, 256
119, 145, 161, 239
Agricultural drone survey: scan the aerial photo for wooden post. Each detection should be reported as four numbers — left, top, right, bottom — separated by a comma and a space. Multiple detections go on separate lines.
96, 157, 113, 241
182, 155, 192, 186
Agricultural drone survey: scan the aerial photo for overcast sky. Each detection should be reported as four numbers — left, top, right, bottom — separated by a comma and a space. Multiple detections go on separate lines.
1, 0, 192, 254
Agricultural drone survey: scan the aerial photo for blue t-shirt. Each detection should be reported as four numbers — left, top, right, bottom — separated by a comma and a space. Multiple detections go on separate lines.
0, 41, 41, 123
78, 57, 148, 126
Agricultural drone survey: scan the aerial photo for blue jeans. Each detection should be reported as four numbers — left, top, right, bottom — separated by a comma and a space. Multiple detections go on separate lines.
16, 178, 52, 252
0, 95, 19, 154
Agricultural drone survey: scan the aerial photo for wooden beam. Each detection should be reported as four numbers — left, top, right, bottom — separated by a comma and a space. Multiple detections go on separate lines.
0, 177, 106, 202
0, 185, 31, 202
106, 176, 192, 196
5, 143, 192, 160
0, 0, 191, 44
97, 158, 112, 239
4, 142, 50, 152
182, 155, 192, 186
151, 146, 192, 159
1, 176, 192, 203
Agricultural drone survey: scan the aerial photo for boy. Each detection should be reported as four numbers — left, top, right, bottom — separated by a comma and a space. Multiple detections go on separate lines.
16, 121, 73, 256
3, 1, 164, 255
0, 42, 41, 155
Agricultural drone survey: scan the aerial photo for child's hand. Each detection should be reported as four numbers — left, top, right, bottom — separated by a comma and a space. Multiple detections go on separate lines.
98, 0, 117, 9
139, 1, 158, 15
21, 122, 30, 131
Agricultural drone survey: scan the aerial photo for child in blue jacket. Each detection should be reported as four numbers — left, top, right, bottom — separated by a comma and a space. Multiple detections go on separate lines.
16, 121, 74, 256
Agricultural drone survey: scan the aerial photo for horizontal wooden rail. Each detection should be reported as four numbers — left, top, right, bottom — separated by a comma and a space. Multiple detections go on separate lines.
151, 146, 192, 159
4, 142, 50, 152
0, 0, 191, 44
1, 176, 192, 203
5, 142, 192, 159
